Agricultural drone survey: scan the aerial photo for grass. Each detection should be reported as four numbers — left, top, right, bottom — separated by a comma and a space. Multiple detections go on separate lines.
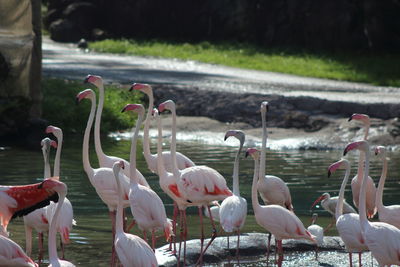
42, 78, 142, 133
89, 39, 400, 87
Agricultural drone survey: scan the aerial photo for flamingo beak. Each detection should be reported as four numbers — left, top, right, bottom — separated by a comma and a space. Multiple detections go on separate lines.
310, 195, 324, 210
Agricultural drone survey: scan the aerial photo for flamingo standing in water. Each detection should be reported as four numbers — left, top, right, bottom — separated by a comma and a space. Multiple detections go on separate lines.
84, 74, 149, 187
121, 104, 172, 250
344, 140, 400, 266
129, 84, 195, 173
45, 125, 76, 259
77, 89, 132, 266
219, 130, 247, 261
375, 146, 400, 229
0, 225, 38, 267
306, 213, 323, 259
24, 138, 57, 261
348, 113, 377, 218
247, 148, 315, 267
158, 101, 233, 265
328, 159, 368, 267
112, 161, 158, 267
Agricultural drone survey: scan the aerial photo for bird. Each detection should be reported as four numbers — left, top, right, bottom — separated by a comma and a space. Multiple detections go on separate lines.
45, 125, 76, 259
77, 88, 133, 266
344, 140, 400, 266
247, 147, 315, 267
129, 84, 195, 174
348, 113, 377, 218
23, 138, 56, 261
306, 213, 324, 260
375, 146, 400, 229
46, 181, 75, 267
328, 158, 368, 267
84, 74, 149, 188
112, 161, 158, 267
204, 201, 220, 223
219, 130, 247, 261
121, 103, 172, 250
0, 225, 38, 267
257, 101, 293, 210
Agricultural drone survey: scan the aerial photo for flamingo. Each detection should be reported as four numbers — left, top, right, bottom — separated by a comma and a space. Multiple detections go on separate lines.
219, 130, 247, 261
23, 138, 56, 261
112, 161, 158, 267
344, 140, 400, 266
121, 104, 172, 250
246, 147, 315, 267
306, 213, 324, 259
47, 181, 75, 267
258, 102, 292, 210
375, 146, 400, 229
0, 225, 38, 267
348, 113, 377, 218
328, 159, 368, 267
77, 88, 132, 266
45, 125, 76, 259
84, 74, 149, 187
129, 84, 195, 174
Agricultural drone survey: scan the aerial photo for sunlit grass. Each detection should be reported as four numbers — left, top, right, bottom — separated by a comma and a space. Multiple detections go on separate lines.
89, 39, 400, 87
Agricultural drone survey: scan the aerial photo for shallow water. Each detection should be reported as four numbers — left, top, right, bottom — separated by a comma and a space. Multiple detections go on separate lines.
1, 132, 399, 266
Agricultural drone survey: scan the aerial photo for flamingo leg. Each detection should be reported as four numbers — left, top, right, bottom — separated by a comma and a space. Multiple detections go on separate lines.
177, 210, 184, 267
198, 206, 205, 255
125, 219, 136, 233
324, 217, 335, 233
227, 234, 231, 264
168, 202, 178, 254
358, 252, 362, 267
38, 232, 44, 265
151, 229, 156, 251
184, 211, 188, 267
143, 230, 148, 243
276, 239, 283, 267
236, 230, 240, 264
315, 244, 319, 260
60, 239, 65, 259
349, 252, 353, 267
110, 210, 117, 267
196, 205, 218, 265
266, 232, 271, 267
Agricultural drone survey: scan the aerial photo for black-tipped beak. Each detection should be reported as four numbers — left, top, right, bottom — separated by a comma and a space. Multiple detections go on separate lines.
327, 170, 331, 178
128, 85, 134, 92
84, 76, 90, 83
348, 116, 352, 122
224, 135, 229, 141
375, 151, 378, 156
75, 97, 80, 105
343, 150, 348, 156
245, 151, 249, 158
121, 107, 127, 113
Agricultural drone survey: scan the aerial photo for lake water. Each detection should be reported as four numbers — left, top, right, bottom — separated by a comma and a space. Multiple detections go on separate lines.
1, 131, 399, 266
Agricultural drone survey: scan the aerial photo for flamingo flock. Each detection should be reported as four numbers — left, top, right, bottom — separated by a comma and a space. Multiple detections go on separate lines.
1, 74, 400, 267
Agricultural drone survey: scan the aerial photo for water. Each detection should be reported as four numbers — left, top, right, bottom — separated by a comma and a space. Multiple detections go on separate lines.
1, 133, 399, 266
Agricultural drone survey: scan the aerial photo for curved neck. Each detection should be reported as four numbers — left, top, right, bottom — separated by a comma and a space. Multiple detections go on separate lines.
129, 112, 144, 183
357, 151, 365, 180
169, 106, 180, 176
94, 83, 106, 159
259, 109, 267, 179
82, 96, 96, 174
376, 156, 388, 210
48, 192, 66, 263
156, 114, 168, 177
335, 165, 351, 220
43, 147, 51, 178
359, 146, 371, 232
232, 140, 243, 196
114, 167, 124, 234
143, 91, 155, 166
363, 124, 370, 141
251, 157, 261, 211
53, 132, 63, 177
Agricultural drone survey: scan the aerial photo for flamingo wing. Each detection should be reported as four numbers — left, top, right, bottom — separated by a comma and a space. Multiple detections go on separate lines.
219, 196, 247, 232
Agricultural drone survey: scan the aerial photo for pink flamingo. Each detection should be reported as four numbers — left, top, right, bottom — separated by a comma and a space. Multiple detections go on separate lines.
112, 161, 158, 267
121, 104, 172, 250
129, 84, 195, 173
45, 125, 76, 259
47, 181, 75, 267
375, 146, 400, 229
0, 225, 38, 267
84, 74, 149, 187
328, 158, 368, 267
306, 213, 323, 259
348, 113, 377, 218
344, 140, 400, 266
219, 130, 247, 261
247, 147, 315, 267
77, 89, 132, 266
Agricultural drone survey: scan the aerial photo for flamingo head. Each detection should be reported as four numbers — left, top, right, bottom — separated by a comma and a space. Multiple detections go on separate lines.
76, 89, 94, 103
260, 101, 269, 113
121, 104, 145, 117
310, 192, 330, 209
343, 140, 368, 156
158, 100, 175, 113
84, 74, 103, 88
375, 145, 386, 158
129, 83, 151, 94
327, 158, 350, 177
311, 213, 318, 224
245, 147, 260, 160
40, 137, 52, 152
40, 178, 67, 196
151, 108, 159, 117
348, 113, 370, 125
45, 125, 62, 139
224, 130, 245, 145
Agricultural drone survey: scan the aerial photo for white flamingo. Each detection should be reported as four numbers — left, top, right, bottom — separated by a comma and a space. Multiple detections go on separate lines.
348, 113, 377, 218
129, 84, 195, 174
84, 74, 149, 187
121, 104, 172, 249
306, 213, 324, 259
247, 148, 315, 267
112, 161, 158, 267
77, 89, 132, 266
328, 158, 368, 267
375, 146, 400, 229
219, 130, 247, 261
344, 140, 400, 266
